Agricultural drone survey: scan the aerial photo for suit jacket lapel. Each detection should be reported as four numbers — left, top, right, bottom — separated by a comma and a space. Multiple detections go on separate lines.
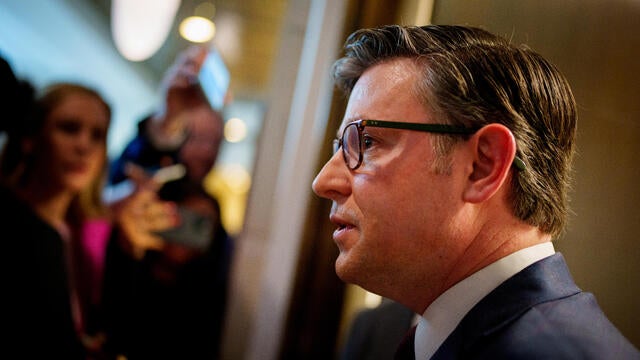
431, 253, 580, 359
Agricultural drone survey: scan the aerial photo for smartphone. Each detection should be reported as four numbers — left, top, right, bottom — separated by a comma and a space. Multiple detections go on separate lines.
155, 206, 214, 250
198, 46, 230, 111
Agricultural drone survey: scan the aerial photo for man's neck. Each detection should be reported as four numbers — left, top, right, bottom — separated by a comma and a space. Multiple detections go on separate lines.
429, 222, 551, 314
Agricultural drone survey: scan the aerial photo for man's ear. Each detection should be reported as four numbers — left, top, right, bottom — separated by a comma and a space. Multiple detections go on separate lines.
463, 123, 517, 203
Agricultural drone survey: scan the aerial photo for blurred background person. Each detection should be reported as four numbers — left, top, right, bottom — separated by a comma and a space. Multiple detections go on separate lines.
340, 298, 416, 360
102, 45, 234, 360
1, 56, 179, 359
0, 57, 110, 359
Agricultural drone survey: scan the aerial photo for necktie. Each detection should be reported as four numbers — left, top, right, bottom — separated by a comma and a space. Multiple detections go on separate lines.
394, 324, 417, 360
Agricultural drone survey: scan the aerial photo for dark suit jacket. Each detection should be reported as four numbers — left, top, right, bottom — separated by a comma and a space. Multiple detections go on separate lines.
407, 253, 640, 359
342, 298, 415, 360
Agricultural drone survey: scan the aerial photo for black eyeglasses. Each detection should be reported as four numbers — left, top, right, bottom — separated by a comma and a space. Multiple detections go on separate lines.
332, 119, 526, 171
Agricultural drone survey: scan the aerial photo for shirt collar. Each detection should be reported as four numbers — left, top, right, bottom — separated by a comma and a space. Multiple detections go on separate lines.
415, 242, 555, 359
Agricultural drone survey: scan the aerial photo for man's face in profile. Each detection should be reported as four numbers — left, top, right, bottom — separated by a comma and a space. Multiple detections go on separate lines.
313, 59, 465, 304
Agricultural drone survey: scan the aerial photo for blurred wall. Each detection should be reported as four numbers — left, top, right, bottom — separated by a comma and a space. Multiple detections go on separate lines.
432, 0, 640, 347
221, 0, 349, 359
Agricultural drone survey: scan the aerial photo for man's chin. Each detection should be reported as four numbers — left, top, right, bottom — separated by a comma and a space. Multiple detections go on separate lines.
334, 254, 359, 284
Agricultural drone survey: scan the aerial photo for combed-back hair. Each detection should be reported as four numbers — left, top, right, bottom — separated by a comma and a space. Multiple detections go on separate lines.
332, 25, 577, 237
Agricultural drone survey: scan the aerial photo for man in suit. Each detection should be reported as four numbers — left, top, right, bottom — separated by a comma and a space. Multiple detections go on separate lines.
312, 25, 639, 359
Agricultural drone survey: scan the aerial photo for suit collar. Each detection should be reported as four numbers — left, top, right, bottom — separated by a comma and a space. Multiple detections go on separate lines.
432, 253, 581, 358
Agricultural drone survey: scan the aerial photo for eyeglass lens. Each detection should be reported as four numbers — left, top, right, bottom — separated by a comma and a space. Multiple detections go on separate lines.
333, 124, 358, 169
343, 123, 361, 169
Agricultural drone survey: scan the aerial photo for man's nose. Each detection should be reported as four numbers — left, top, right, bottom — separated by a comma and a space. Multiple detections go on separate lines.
312, 151, 350, 201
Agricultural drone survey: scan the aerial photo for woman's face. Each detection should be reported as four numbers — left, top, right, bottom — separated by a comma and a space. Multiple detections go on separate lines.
32, 92, 109, 194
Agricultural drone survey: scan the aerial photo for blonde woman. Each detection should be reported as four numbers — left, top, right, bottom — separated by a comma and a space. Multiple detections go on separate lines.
0, 76, 178, 358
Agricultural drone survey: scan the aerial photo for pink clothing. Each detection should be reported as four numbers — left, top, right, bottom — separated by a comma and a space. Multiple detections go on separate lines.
79, 219, 112, 304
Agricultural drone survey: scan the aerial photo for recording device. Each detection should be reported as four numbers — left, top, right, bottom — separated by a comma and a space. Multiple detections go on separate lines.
155, 206, 214, 250
198, 46, 230, 111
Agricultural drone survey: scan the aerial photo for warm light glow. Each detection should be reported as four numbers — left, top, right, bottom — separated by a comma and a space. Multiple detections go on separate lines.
364, 292, 382, 308
204, 164, 252, 235
179, 16, 216, 43
111, 0, 181, 61
222, 164, 251, 194
224, 117, 247, 143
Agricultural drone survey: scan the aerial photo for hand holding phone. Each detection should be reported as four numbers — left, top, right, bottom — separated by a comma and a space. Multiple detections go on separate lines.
154, 206, 214, 250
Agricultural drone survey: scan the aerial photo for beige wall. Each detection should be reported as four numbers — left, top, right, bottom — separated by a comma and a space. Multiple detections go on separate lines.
432, 0, 640, 347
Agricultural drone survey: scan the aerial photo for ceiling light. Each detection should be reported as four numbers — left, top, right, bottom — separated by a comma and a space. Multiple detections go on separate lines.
111, 0, 181, 61
224, 117, 247, 143
179, 16, 216, 43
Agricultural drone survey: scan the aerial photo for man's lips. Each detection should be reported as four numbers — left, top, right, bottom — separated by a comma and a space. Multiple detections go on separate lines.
330, 213, 356, 239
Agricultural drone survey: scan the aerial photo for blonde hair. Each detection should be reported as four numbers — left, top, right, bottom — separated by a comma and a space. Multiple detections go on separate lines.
0, 82, 112, 223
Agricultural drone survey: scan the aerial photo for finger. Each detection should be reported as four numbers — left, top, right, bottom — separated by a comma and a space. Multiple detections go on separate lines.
124, 162, 151, 185
126, 167, 163, 192
144, 201, 179, 232
192, 45, 208, 69
130, 232, 166, 257
119, 188, 158, 220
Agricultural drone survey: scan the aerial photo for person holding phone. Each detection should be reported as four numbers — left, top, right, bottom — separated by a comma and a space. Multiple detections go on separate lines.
102, 45, 234, 360
109, 45, 211, 184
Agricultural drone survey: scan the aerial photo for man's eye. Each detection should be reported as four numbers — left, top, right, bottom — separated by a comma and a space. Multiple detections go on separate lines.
362, 135, 374, 148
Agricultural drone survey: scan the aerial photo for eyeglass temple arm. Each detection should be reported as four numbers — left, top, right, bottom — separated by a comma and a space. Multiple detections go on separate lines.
361, 120, 526, 170
361, 119, 478, 134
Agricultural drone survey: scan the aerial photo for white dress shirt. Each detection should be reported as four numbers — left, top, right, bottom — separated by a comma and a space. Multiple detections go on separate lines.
414, 242, 556, 359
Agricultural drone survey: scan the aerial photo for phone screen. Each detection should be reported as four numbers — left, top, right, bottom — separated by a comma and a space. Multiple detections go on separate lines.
198, 47, 230, 111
